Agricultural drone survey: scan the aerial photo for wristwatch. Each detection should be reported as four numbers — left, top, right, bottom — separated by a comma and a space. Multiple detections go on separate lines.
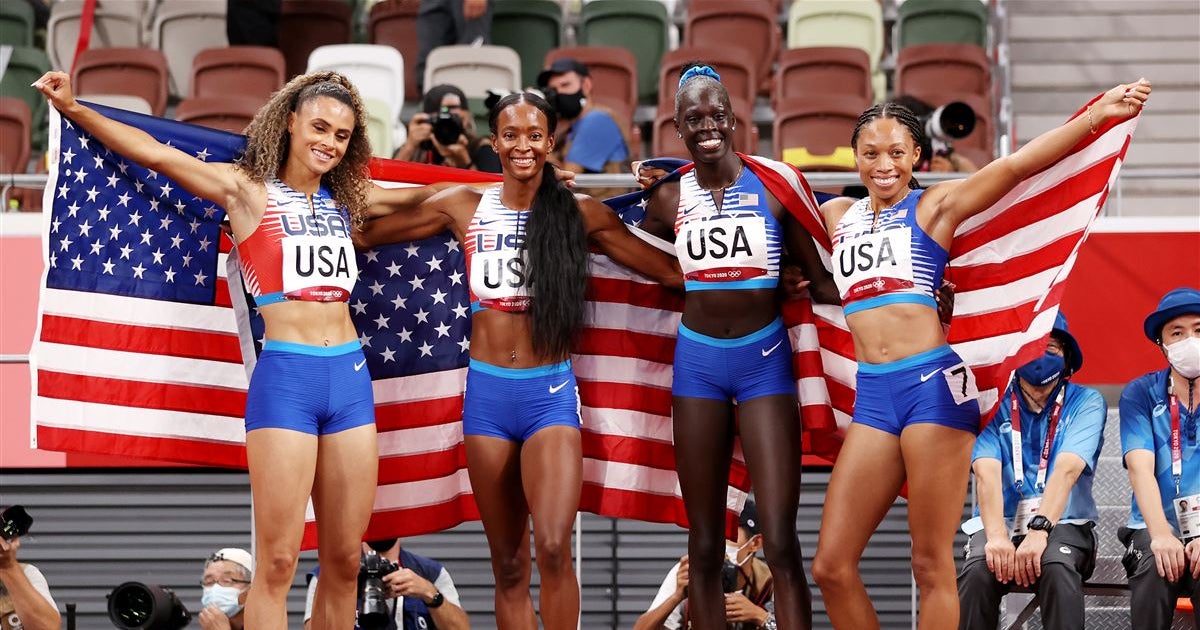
426, 590, 445, 609
1026, 515, 1054, 533
760, 611, 777, 630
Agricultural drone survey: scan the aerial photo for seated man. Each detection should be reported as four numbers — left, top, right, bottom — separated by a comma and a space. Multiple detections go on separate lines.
956, 312, 1105, 630
1119, 287, 1200, 629
393, 84, 501, 173
634, 498, 775, 630
537, 57, 631, 196
304, 538, 470, 630
0, 521, 60, 630
198, 547, 253, 630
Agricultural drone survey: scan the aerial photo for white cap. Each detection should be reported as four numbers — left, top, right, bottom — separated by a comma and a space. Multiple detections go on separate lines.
208, 548, 253, 575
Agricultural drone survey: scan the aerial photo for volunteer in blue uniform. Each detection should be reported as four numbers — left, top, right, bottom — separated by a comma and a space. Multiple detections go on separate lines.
355, 92, 682, 630
637, 64, 839, 630
1119, 287, 1200, 629
957, 312, 1106, 630
809, 79, 1152, 630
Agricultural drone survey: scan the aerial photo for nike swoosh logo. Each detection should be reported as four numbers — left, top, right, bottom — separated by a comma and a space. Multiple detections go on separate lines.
354, 359, 367, 372
478, 218, 501, 226
761, 340, 783, 357
919, 369, 939, 382
548, 380, 569, 394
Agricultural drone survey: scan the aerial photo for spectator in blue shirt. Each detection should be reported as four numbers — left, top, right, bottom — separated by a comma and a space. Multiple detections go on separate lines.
957, 312, 1106, 630
536, 58, 631, 197
1119, 286, 1200, 629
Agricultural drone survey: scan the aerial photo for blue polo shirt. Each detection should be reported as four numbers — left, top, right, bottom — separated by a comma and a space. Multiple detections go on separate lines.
963, 381, 1106, 535
564, 109, 628, 173
1119, 368, 1200, 534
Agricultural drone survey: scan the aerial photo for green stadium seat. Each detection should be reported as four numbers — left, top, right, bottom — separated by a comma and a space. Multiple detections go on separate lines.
0, 0, 35, 47
786, 0, 883, 66
896, 0, 989, 49
0, 46, 51, 151
577, 0, 671, 104
491, 0, 562, 89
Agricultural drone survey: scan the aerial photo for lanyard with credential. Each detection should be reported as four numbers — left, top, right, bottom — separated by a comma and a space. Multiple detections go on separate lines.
1010, 383, 1065, 493
1169, 385, 1182, 495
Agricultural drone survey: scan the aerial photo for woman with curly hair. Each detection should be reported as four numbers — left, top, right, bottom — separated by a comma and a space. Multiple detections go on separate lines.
35, 70, 379, 630
355, 92, 683, 629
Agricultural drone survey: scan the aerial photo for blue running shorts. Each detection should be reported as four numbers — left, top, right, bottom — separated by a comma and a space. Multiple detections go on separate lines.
244, 339, 375, 435
462, 359, 582, 442
852, 344, 981, 436
672, 317, 796, 402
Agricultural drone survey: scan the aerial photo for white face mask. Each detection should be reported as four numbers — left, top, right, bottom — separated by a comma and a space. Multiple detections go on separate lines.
725, 540, 753, 566
201, 584, 244, 618
1165, 337, 1200, 379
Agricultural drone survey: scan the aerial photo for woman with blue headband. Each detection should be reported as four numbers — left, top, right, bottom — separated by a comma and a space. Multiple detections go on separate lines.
637, 62, 839, 630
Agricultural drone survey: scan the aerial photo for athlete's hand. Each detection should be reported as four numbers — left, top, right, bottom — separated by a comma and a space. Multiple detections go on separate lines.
633, 161, 670, 189
32, 71, 79, 114
984, 534, 1016, 583
1186, 538, 1200, 580
1096, 78, 1151, 123
1149, 532, 1186, 582
1014, 530, 1047, 587
935, 279, 956, 327
723, 592, 767, 625
779, 264, 811, 301
673, 555, 689, 599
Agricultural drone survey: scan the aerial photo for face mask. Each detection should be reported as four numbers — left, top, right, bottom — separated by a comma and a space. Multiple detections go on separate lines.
202, 584, 243, 618
724, 540, 752, 567
552, 90, 585, 120
1016, 352, 1065, 386
1165, 337, 1200, 379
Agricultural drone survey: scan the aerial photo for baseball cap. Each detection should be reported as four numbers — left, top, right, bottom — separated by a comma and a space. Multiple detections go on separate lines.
1143, 287, 1200, 342
208, 548, 253, 575
537, 58, 589, 88
738, 498, 760, 536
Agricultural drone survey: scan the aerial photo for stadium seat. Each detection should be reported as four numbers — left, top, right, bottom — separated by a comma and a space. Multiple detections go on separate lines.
367, 0, 420, 103
907, 90, 995, 167
72, 47, 170, 117
307, 44, 405, 149
424, 45, 521, 100
0, 0, 35, 47
278, 0, 353, 80
149, 0, 229, 98
543, 46, 638, 124
773, 96, 865, 171
895, 43, 991, 101
774, 47, 873, 109
190, 46, 285, 101
46, 0, 148, 72
81, 94, 154, 115
175, 95, 262, 134
0, 97, 31, 174
491, 0, 562, 89
896, 0, 990, 49
683, 0, 779, 95
361, 98, 394, 158
0, 46, 50, 151
786, 0, 883, 101
577, 0, 671, 103
652, 97, 757, 160
658, 47, 757, 114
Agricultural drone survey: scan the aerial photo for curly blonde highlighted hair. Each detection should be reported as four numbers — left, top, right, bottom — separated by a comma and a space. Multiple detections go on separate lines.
235, 71, 372, 225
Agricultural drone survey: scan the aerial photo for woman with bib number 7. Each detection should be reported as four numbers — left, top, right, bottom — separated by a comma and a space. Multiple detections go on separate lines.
809, 79, 1151, 630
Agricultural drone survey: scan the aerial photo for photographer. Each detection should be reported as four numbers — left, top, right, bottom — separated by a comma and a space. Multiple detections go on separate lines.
891, 95, 980, 173
303, 538, 469, 630
198, 548, 253, 630
0, 515, 60, 630
393, 84, 500, 173
536, 58, 631, 197
634, 499, 775, 630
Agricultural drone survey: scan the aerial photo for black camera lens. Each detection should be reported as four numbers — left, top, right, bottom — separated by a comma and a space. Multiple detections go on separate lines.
431, 109, 464, 146
0, 505, 32, 540
107, 582, 190, 630
720, 560, 739, 593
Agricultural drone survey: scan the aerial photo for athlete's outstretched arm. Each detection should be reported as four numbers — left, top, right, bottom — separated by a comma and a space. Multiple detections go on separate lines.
925, 79, 1150, 235
783, 212, 839, 305
366, 181, 495, 218
354, 186, 468, 248
578, 196, 683, 290
33, 71, 247, 216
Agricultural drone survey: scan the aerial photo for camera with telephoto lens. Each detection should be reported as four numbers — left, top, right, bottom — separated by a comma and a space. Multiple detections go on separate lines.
720, 559, 740, 594
357, 550, 400, 629
107, 582, 191, 630
0, 505, 33, 540
429, 107, 465, 146
921, 101, 976, 157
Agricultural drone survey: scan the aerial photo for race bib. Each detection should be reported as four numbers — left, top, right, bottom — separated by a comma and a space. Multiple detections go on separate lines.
282, 235, 357, 301
1012, 497, 1043, 536
833, 227, 915, 302
677, 214, 769, 282
1175, 492, 1200, 539
941, 361, 980, 406
471, 249, 531, 311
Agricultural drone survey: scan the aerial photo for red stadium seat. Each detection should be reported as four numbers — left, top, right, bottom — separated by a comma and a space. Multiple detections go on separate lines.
896, 43, 992, 100
191, 46, 286, 100
368, 0, 421, 103
773, 96, 865, 171
278, 0, 352, 80
775, 47, 873, 109
0, 97, 32, 174
72, 48, 170, 117
176, 96, 263, 134
684, 0, 780, 95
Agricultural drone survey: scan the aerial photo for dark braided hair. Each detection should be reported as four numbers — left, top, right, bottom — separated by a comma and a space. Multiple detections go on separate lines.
851, 102, 926, 190
488, 93, 588, 361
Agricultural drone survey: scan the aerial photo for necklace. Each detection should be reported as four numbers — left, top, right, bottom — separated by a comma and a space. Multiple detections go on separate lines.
870, 188, 912, 233
698, 162, 743, 192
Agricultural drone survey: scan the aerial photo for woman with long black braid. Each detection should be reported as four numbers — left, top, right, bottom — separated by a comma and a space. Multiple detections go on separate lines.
356, 92, 682, 630
810, 81, 1151, 630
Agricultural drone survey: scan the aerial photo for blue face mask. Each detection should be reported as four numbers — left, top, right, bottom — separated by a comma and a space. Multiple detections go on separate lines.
201, 584, 244, 618
1016, 352, 1065, 386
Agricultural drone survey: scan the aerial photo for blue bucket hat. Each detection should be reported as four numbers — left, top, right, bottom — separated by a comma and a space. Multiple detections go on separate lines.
1050, 311, 1083, 375
1143, 287, 1200, 342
